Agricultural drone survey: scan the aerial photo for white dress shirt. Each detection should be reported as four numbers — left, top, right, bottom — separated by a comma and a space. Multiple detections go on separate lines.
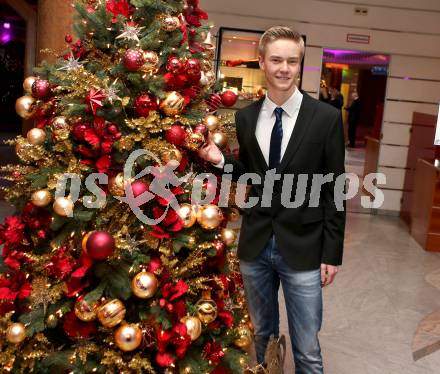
213, 88, 303, 168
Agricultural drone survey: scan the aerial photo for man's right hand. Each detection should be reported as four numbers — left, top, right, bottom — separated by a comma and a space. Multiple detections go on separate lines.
198, 133, 223, 165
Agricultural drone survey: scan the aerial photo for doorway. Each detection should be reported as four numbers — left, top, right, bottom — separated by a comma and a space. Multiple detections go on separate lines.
320, 49, 390, 213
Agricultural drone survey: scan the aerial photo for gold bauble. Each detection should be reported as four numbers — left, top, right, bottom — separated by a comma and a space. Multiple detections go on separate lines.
203, 115, 219, 131
108, 173, 126, 197
142, 51, 160, 73
53, 196, 74, 216
23, 76, 38, 93
6, 322, 26, 344
195, 291, 218, 325
131, 271, 158, 298
15, 96, 37, 119
197, 204, 223, 230
74, 297, 98, 322
31, 189, 52, 207
184, 132, 205, 151
159, 14, 181, 31
160, 91, 185, 116
82, 231, 94, 251
221, 228, 237, 246
228, 207, 241, 222
212, 131, 228, 149
26, 128, 46, 145
97, 299, 126, 328
180, 315, 202, 341
176, 203, 197, 228
114, 323, 142, 352
234, 325, 253, 349
46, 314, 58, 328
51, 116, 70, 140
161, 148, 182, 167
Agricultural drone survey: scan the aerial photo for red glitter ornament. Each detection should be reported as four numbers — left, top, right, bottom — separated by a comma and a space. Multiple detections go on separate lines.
206, 93, 222, 112
85, 231, 115, 261
221, 90, 237, 107
134, 93, 158, 117
123, 49, 145, 71
165, 124, 186, 146
166, 56, 184, 74
185, 58, 201, 76
31, 79, 51, 99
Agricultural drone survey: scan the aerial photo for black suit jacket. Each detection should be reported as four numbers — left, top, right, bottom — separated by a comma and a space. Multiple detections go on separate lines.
222, 92, 345, 270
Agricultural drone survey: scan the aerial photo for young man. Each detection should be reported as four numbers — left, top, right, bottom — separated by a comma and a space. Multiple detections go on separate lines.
198, 26, 345, 373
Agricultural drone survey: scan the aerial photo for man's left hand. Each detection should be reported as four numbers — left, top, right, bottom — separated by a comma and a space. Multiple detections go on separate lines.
320, 264, 338, 287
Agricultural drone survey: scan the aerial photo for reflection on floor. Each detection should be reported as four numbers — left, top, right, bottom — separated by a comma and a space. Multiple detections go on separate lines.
2, 206, 440, 372
345, 146, 373, 215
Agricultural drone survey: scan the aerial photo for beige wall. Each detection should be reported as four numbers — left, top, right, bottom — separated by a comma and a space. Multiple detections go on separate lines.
202, 0, 440, 213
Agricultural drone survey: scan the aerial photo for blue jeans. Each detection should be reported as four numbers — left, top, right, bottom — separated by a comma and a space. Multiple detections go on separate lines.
239, 236, 324, 374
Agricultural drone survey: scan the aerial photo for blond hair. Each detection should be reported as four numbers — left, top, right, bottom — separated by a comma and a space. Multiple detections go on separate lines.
259, 26, 305, 60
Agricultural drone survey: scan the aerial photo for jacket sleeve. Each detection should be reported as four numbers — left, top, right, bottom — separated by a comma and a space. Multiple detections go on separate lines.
321, 110, 346, 265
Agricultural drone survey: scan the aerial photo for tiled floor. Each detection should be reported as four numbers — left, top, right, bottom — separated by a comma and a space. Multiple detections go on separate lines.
2, 178, 440, 372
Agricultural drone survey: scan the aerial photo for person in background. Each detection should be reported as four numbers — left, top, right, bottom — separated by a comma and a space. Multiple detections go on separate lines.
329, 87, 344, 110
198, 26, 345, 373
345, 91, 361, 148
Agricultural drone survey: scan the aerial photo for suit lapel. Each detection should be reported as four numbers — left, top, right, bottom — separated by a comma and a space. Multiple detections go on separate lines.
279, 92, 316, 173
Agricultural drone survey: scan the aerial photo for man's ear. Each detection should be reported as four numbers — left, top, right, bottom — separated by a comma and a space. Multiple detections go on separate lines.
258, 55, 265, 70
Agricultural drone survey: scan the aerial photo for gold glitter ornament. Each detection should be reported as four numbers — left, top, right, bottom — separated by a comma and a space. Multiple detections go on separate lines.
195, 290, 218, 325
197, 204, 223, 230
46, 314, 58, 328
158, 14, 181, 31
74, 297, 98, 322
212, 131, 228, 149
176, 203, 197, 228
15, 96, 37, 119
203, 114, 219, 131
108, 173, 126, 197
180, 315, 202, 341
31, 189, 52, 207
53, 196, 74, 216
234, 325, 253, 349
26, 128, 46, 145
97, 299, 126, 328
160, 91, 185, 117
142, 51, 160, 73
184, 132, 205, 151
23, 76, 38, 93
51, 116, 70, 140
221, 228, 237, 246
6, 322, 26, 344
161, 148, 182, 167
114, 323, 142, 352
131, 271, 158, 298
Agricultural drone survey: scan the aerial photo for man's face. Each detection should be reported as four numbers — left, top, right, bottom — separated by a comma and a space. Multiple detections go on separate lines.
259, 38, 302, 94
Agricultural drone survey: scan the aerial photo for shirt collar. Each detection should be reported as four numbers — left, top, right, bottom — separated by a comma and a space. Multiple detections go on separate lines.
263, 88, 303, 118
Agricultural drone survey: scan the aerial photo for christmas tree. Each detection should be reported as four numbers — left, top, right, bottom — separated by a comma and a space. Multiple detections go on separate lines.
0, 0, 251, 372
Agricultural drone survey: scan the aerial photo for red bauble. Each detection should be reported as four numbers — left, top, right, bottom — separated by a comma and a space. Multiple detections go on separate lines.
206, 93, 222, 112
86, 231, 115, 261
31, 79, 51, 99
213, 240, 226, 257
165, 124, 187, 146
221, 90, 237, 107
166, 56, 184, 74
134, 94, 158, 117
130, 180, 149, 198
123, 49, 145, 71
185, 58, 201, 76
194, 123, 209, 138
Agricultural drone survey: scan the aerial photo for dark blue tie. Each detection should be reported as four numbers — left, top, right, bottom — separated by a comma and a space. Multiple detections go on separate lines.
269, 107, 283, 170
